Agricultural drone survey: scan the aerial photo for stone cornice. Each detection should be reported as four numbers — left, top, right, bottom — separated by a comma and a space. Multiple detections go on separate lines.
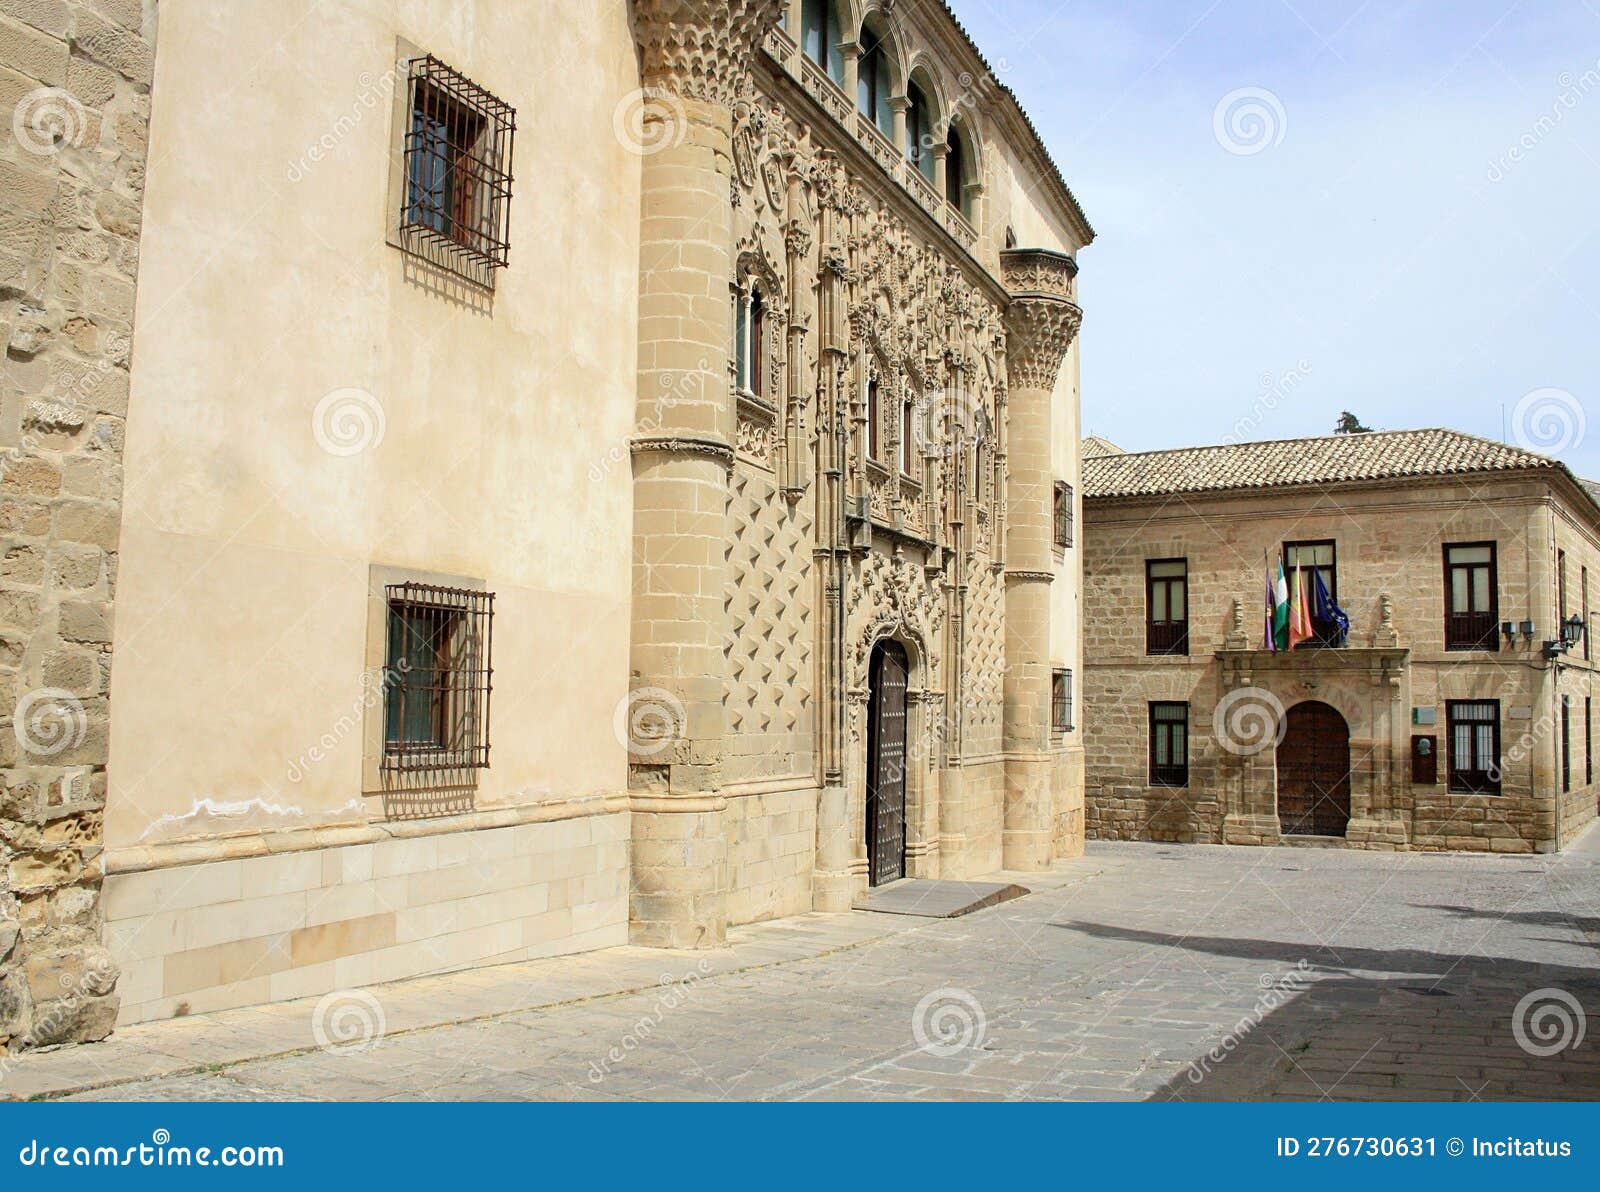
631, 0, 784, 107
631, 434, 736, 467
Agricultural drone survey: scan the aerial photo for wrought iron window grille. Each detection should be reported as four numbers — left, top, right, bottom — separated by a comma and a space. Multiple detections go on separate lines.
381, 582, 494, 779
400, 55, 516, 274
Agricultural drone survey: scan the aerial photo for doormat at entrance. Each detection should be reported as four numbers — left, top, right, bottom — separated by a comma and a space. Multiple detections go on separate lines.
854, 880, 1030, 918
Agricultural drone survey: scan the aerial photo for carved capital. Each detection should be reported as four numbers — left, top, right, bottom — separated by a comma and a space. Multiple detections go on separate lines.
1002, 248, 1082, 391
631, 0, 785, 108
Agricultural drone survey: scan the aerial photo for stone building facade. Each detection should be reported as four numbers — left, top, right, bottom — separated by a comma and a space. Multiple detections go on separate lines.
1, 0, 1092, 1046
1082, 429, 1600, 856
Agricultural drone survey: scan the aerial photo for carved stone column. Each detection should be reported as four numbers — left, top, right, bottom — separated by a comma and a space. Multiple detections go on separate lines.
626, 0, 782, 947
999, 249, 1081, 871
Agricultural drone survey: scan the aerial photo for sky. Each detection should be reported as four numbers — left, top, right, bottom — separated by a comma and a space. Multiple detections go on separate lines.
949, 0, 1600, 477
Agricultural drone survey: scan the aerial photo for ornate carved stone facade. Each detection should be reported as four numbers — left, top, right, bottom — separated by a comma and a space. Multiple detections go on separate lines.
0, 0, 1092, 1046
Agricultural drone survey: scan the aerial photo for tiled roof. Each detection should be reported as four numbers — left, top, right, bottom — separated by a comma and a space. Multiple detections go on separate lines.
1083, 428, 1572, 501
1081, 435, 1124, 458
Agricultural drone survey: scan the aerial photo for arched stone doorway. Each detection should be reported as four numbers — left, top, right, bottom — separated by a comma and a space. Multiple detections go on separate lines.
866, 639, 909, 885
1276, 700, 1352, 837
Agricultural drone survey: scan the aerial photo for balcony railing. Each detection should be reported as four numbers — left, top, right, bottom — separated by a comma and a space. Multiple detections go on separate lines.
1146, 620, 1189, 656
1445, 610, 1499, 651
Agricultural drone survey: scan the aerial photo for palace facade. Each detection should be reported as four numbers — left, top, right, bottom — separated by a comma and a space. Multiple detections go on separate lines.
0, 0, 1092, 1046
1081, 429, 1600, 856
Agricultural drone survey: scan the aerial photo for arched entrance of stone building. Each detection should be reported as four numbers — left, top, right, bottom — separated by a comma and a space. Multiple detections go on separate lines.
866, 639, 909, 885
1276, 700, 1352, 837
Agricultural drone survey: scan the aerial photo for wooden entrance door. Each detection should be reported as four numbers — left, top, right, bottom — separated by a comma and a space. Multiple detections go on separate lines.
1276, 700, 1352, 837
867, 640, 908, 885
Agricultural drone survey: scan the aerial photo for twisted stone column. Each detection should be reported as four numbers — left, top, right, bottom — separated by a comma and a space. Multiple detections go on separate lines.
999, 250, 1081, 871
625, 0, 781, 947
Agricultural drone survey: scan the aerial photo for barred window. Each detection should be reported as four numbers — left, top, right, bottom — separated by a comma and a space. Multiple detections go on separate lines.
400, 56, 515, 273
383, 583, 494, 777
1054, 482, 1073, 548
1052, 669, 1073, 732
1149, 701, 1188, 787
1446, 700, 1500, 794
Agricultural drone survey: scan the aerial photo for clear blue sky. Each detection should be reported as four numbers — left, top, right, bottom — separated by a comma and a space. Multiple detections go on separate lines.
951, 0, 1600, 477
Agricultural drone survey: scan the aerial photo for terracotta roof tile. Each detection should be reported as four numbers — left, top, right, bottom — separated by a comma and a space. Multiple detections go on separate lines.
1082, 428, 1567, 501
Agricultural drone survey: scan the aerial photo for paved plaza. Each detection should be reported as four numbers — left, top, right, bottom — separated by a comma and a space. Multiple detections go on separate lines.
5, 839, 1597, 1102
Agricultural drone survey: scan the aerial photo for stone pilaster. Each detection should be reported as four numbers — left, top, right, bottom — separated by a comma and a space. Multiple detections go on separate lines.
0, 0, 155, 1051
999, 249, 1081, 871
625, 0, 782, 947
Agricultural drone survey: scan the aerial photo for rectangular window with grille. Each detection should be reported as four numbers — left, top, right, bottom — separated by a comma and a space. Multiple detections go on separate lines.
1149, 701, 1188, 786
400, 56, 515, 273
1146, 558, 1188, 655
382, 582, 494, 776
1446, 699, 1500, 794
1443, 542, 1499, 651
1054, 482, 1073, 548
1587, 697, 1593, 786
1052, 669, 1072, 732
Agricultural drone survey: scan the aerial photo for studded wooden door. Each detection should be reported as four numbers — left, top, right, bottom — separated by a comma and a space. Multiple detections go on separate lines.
1276, 700, 1352, 837
867, 641, 908, 886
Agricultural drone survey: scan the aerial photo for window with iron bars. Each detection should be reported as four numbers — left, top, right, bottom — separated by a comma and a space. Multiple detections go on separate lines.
1051, 669, 1073, 732
400, 56, 515, 274
382, 582, 494, 777
1054, 481, 1073, 548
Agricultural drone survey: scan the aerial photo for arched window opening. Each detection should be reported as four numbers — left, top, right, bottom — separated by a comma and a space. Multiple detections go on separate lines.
867, 378, 881, 461
906, 80, 934, 182
802, 0, 845, 84
735, 285, 765, 396
857, 21, 894, 138
901, 396, 916, 473
1004, 225, 1017, 249
945, 124, 966, 212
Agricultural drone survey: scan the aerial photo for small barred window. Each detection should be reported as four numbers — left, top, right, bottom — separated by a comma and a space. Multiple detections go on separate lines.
383, 582, 494, 777
400, 56, 516, 274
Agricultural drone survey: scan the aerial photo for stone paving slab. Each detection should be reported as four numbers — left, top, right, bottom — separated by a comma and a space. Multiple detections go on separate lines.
8, 842, 1600, 1102
0, 910, 918, 1101
855, 879, 1031, 918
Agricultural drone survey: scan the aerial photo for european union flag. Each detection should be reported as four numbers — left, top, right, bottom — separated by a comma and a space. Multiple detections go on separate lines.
1312, 567, 1350, 644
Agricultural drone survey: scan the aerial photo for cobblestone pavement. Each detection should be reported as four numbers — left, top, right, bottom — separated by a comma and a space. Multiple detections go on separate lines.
45, 841, 1600, 1100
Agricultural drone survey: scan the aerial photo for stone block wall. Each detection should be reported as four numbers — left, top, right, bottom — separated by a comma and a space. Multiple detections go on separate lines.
103, 810, 629, 1025
724, 786, 813, 924
1, 0, 153, 1051
1083, 476, 1598, 854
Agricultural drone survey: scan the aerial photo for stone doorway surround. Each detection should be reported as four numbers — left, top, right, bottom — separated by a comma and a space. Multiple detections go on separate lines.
1215, 644, 1410, 850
